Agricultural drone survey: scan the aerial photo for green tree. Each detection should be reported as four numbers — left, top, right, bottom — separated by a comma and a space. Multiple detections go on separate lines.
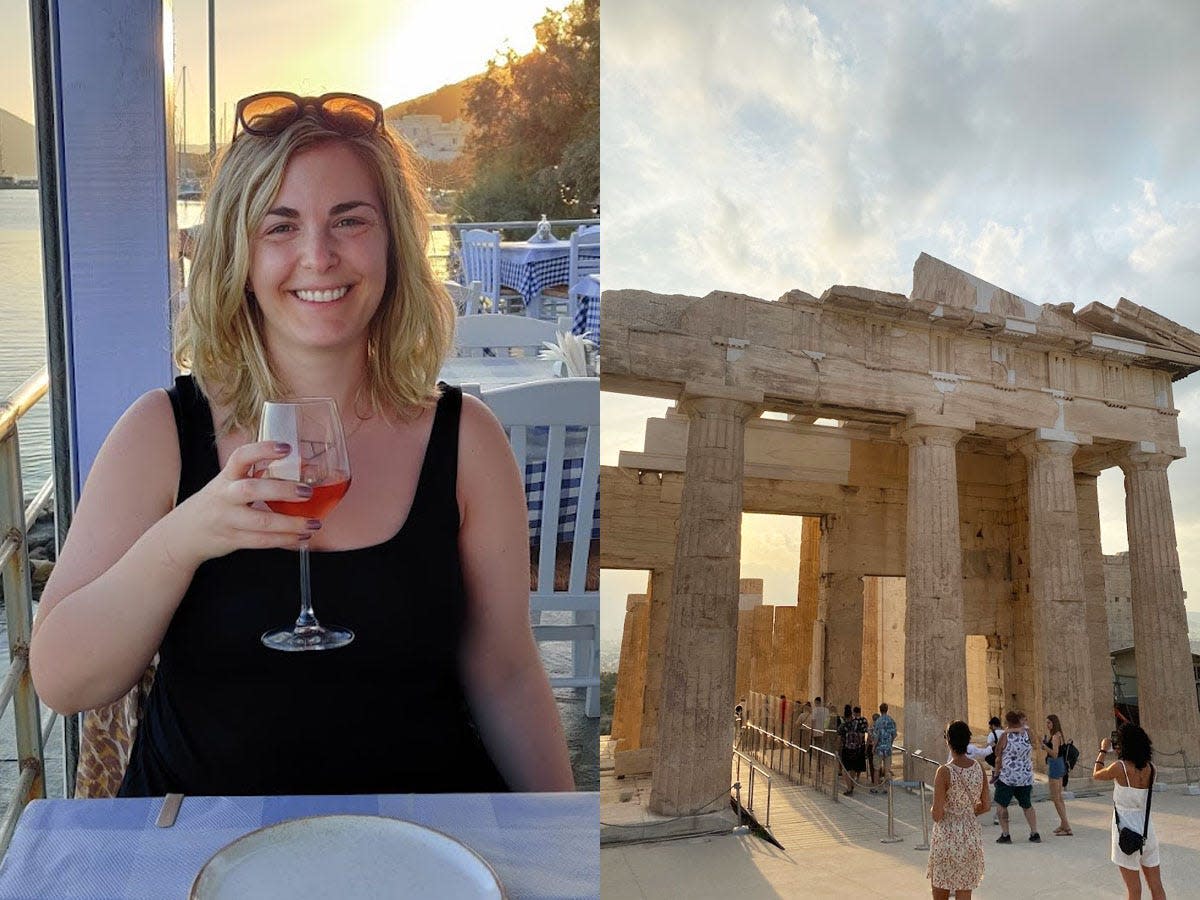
458, 0, 599, 224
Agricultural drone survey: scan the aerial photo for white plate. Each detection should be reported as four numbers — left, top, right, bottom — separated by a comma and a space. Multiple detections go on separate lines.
190, 815, 506, 899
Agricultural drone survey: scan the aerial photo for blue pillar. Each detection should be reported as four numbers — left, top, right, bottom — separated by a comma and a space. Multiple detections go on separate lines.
52, 0, 177, 496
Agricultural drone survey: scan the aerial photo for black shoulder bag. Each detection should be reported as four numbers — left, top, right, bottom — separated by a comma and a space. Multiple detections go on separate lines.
1116, 764, 1154, 855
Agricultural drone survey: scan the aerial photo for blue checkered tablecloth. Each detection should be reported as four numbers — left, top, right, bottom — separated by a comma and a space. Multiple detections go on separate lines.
571, 284, 601, 343
525, 450, 600, 543
499, 245, 571, 306
0, 793, 599, 899
499, 244, 600, 311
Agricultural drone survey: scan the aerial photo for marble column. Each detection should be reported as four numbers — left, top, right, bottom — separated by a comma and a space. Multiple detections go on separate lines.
859, 577, 881, 712
820, 569, 865, 712
1019, 437, 1099, 761
1119, 447, 1200, 758
796, 516, 821, 697
901, 415, 971, 761
1075, 471, 1118, 748
611, 594, 649, 751
650, 384, 762, 816
638, 569, 673, 750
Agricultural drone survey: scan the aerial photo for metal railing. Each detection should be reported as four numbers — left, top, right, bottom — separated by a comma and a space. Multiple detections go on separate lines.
735, 693, 988, 847
0, 367, 55, 852
732, 749, 773, 828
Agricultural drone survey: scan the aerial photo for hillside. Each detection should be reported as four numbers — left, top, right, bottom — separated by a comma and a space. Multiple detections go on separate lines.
384, 77, 478, 123
0, 108, 37, 177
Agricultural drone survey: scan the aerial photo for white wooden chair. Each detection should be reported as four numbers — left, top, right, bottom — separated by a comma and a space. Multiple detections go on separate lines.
458, 229, 520, 313
567, 227, 600, 323
443, 279, 484, 315
481, 378, 600, 717
540, 226, 600, 320
453, 313, 559, 358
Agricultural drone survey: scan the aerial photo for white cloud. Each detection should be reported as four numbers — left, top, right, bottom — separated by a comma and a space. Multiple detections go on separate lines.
602, 0, 1200, 619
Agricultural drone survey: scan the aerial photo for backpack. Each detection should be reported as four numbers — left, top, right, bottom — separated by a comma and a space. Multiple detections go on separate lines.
1062, 739, 1079, 770
842, 718, 864, 751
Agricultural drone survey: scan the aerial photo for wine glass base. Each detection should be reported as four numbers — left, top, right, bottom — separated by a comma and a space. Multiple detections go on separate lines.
261, 624, 355, 652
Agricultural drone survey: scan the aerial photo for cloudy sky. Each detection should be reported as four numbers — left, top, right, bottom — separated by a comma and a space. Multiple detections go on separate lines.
0, 0, 559, 140
600, 0, 1200, 645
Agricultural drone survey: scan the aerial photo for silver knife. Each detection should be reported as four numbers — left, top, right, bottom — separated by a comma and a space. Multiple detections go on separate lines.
155, 793, 184, 828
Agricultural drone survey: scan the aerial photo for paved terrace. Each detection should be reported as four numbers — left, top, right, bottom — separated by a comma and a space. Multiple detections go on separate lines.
601, 739, 1200, 898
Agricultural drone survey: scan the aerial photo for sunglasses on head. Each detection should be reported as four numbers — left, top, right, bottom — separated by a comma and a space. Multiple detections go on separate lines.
232, 91, 384, 142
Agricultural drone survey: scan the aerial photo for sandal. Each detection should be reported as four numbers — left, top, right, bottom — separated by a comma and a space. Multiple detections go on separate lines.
1053, 827, 1073, 836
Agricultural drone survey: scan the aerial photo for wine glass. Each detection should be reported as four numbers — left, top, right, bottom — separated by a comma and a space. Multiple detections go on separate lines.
257, 398, 354, 651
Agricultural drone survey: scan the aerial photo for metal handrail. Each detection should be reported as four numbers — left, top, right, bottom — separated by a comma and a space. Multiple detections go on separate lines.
0, 367, 53, 855
739, 694, 973, 844
733, 748, 773, 828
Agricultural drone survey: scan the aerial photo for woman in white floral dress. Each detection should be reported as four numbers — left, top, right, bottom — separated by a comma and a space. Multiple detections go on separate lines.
928, 721, 990, 899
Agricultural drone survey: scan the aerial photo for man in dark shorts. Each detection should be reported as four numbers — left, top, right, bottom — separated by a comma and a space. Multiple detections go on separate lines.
991, 709, 1040, 843
838, 706, 869, 796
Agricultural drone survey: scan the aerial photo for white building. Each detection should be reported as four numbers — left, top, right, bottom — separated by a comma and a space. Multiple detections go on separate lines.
386, 114, 467, 161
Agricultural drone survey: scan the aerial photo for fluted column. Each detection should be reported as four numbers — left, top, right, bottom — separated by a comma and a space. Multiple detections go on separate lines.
1119, 448, 1200, 759
1075, 471, 1118, 749
650, 384, 762, 816
1019, 438, 1099, 761
901, 416, 970, 761
611, 594, 649, 750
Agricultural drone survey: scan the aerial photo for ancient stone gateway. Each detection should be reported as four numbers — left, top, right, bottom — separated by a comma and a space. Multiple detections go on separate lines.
600, 253, 1200, 817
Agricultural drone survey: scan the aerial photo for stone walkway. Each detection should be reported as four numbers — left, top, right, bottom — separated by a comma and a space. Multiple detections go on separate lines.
601, 741, 1200, 898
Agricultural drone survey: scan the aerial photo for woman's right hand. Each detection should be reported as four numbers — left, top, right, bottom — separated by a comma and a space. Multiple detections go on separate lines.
161, 440, 321, 569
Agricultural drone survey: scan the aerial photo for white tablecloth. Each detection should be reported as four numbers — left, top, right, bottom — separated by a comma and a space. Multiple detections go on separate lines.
440, 356, 560, 390
0, 793, 599, 899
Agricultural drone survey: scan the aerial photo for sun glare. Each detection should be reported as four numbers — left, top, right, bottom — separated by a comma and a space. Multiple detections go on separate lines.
370, 0, 567, 105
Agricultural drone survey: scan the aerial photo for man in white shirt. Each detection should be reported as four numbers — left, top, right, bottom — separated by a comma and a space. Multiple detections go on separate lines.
810, 697, 830, 748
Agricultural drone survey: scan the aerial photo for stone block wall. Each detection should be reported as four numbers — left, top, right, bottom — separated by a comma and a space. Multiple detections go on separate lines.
1106, 552, 1134, 650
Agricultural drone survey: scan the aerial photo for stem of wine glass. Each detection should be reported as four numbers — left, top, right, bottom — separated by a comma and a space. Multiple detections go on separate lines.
294, 545, 319, 630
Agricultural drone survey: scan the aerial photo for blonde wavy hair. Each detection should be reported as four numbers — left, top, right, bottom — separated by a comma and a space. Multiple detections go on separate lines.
174, 112, 455, 434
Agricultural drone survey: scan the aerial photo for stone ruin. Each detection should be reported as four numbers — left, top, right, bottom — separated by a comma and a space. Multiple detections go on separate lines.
600, 252, 1200, 816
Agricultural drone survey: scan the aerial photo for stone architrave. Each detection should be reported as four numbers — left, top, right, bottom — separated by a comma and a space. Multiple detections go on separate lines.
611, 594, 649, 751
900, 413, 972, 761
650, 383, 763, 816
1018, 435, 1100, 761
1118, 446, 1200, 758
1075, 472, 1118, 744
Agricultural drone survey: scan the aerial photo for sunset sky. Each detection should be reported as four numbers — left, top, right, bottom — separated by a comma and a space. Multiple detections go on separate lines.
0, 0, 562, 141
601, 0, 1200, 646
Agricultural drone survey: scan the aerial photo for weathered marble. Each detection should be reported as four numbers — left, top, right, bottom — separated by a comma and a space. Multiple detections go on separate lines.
1119, 449, 1200, 758
650, 384, 762, 816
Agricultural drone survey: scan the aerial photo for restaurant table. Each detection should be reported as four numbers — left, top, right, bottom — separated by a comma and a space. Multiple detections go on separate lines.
440, 355, 560, 390
498, 240, 571, 310
0, 792, 599, 899
571, 275, 601, 342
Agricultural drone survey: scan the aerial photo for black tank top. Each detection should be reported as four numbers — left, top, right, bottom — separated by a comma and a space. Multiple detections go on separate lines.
119, 376, 509, 796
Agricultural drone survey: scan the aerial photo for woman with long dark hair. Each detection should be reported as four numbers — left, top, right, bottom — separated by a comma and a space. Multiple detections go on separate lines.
1094, 724, 1165, 899
1043, 713, 1071, 835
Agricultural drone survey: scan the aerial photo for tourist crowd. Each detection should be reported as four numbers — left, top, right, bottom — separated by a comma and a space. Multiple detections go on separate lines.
736, 697, 1166, 900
